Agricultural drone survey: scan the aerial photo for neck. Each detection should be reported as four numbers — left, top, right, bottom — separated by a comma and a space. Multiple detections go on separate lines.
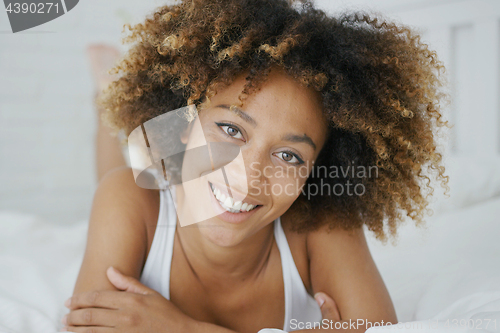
176, 220, 275, 287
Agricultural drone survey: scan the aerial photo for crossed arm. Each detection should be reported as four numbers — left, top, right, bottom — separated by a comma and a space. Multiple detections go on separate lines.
62, 168, 397, 333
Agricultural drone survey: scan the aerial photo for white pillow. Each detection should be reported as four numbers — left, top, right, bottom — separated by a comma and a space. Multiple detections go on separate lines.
428, 155, 500, 216
366, 196, 500, 323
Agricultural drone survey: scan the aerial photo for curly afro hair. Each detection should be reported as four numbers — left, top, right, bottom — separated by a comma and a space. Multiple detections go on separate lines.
99, 0, 449, 242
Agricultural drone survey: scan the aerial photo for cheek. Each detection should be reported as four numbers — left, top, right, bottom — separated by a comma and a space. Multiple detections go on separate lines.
267, 174, 308, 208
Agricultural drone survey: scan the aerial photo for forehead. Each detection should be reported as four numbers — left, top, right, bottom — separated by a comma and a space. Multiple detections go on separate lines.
213, 67, 322, 108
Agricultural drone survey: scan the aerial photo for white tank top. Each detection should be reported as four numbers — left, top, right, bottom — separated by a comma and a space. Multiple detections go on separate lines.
140, 186, 322, 331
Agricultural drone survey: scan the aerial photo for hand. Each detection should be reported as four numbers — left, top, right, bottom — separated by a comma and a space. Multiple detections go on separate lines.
314, 292, 341, 322
61, 266, 197, 333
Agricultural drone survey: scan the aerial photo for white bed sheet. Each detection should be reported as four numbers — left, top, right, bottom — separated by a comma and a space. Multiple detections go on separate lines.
0, 212, 87, 333
0, 196, 499, 333
365, 196, 500, 332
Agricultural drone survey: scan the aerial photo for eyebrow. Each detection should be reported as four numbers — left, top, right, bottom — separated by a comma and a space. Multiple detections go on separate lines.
282, 133, 317, 151
215, 104, 257, 127
215, 103, 317, 150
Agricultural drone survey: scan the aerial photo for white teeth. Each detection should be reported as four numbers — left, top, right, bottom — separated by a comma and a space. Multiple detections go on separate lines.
220, 202, 237, 213
223, 196, 234, 207
210, 183, 258, 213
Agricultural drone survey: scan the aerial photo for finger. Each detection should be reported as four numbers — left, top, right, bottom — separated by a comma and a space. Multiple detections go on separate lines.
64, 308, 118, 327
63, 326, 114, 333
315, 291, 341, 322
106, 266, 158, 295
66, 290, 131, 310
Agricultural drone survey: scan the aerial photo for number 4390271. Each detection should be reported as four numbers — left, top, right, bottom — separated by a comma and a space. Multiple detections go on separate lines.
6, 3, 59, 14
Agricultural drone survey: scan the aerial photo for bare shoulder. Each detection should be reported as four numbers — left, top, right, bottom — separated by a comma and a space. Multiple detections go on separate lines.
97, 167, 160, 217
72, 167, 160, 295
93, 167, 161, 244
95, 167, 162, 262
279, 215, 369, 296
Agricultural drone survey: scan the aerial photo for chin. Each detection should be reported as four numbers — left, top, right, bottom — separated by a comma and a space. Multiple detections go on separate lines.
196, 218, 249, 247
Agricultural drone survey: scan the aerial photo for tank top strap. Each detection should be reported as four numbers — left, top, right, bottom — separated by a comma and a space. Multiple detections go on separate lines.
273, 217, 293, 330
139, 186, 177, 299
274, 217, 323, 331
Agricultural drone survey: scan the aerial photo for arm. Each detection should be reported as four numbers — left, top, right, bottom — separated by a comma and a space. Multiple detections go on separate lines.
72, 166, 159, 295
293, 225, 398, 332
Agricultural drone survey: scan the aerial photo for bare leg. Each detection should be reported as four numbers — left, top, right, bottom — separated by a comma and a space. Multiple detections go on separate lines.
87, 44, 127, 182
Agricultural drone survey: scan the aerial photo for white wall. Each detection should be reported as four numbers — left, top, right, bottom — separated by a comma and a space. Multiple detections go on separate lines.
0, 0, 172, 223
1, 0, 499, 224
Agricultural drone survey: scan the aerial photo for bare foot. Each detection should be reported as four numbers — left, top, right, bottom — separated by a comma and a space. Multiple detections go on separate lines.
86, 43, 121, 93
88, 44, 128, 180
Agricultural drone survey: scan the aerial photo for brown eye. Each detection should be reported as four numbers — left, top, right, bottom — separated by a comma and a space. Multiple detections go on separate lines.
227, 126, 238, 136
274, 151, 303, 165
218, 124, 244, 140
282, 152, 292, 161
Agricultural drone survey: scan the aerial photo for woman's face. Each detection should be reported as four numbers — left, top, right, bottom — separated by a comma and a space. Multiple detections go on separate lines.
177, 67, 328, 246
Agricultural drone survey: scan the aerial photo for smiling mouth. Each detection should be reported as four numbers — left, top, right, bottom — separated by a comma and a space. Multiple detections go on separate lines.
209, 182, 261, 213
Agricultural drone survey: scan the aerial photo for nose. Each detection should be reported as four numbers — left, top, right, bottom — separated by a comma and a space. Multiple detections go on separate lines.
240, 143, 271, 196
219, 148, 249, 196
217, 142, 269, 196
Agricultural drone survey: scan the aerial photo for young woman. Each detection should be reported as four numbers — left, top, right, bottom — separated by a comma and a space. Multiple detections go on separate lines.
62, 0, 448, 332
